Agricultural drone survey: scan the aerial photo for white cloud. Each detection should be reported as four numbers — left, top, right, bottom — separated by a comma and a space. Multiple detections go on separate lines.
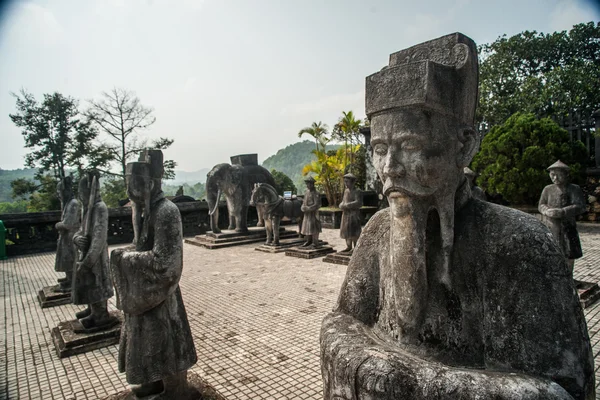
549, 0, 595, 32
281, 90, 365, 118
183, 0, 206, 11
182, 77, 198, 92
20, 2, 63, 44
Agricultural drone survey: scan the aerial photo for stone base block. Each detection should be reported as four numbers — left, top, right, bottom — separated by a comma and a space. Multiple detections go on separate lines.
37, 285, 71, 308
285, 244, 335, 259
575, 279, 600, 308
51, 311, 122, 358
185, 226, 299, 250
323, 252, 352, 266
255, 237, 306, 253
103, 371, 225, 400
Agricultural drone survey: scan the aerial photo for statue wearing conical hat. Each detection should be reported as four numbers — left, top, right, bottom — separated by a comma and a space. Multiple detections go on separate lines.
110, 149, 197, 399
320, 33, 594, 399
54, 176, 81, 293
338, 173, 362, 254
300, 176, 322, 248
538, 160, 586, 274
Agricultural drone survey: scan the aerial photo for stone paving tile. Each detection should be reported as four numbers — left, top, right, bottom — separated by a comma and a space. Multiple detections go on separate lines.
2, 225, 600, 399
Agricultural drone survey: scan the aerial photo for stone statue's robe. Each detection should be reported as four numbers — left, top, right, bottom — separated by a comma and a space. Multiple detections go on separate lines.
321, 189, 594, 399
72, 200, 113, 305
339, 188, 362, 239
111, 194, 197, 385
471, 185, 486, 201
55, 198, 81, 273
538, 183, 585, 259
301, 190, 322, 236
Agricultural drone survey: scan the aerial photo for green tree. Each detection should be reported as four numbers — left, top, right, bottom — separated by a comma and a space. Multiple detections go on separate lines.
101, 176, 127, 208
86, 87, 177, 185
298, 121, 329, 153
478, 21, 600, 129
0, 200, 28, 214
472, 112, 588, 205
333, 110, 362, 166
270, 169, 297, 195
11, 175, 61, 211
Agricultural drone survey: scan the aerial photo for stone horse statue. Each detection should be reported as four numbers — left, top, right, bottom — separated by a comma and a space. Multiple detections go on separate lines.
250, 183, 302, 245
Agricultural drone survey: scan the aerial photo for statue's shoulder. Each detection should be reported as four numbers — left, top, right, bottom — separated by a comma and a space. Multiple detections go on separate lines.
360, 209, 390, 243
467, 200, 565, 274
157, 197, 180, 216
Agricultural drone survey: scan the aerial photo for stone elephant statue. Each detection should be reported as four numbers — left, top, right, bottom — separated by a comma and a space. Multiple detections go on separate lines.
206, 163, 276, 233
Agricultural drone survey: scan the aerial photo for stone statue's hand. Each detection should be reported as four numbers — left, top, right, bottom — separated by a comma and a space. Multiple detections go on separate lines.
73, 235, 89, 251
301, 205, 307, 212
55, 222, 64, 231
545, 208, 564, 218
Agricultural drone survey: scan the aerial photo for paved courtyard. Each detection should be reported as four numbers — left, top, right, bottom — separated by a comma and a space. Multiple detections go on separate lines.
2, 223, 600, 400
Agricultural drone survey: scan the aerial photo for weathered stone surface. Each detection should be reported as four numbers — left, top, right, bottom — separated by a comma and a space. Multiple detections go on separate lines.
110, 149, 197, 398
255, 237, 305, 253
321, 32, 595, 399
53, 176, 81, 291
37, 285, 71, 308
575, 279, 600, 308
322, 252, 351, 266
186, 226, 298, 249
286, 244, 334, 259
206, 154, 276, 234
51, 311, 122, 358
339, 174, 363, 253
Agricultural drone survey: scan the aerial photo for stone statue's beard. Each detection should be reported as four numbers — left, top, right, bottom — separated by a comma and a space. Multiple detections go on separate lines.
388, 189, 455, 343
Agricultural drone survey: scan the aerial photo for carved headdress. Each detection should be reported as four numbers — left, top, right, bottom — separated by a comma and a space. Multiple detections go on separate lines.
365, 32, 478, 126
126, 149, 164, 185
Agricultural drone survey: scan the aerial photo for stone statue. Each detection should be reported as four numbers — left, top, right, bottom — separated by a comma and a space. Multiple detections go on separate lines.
464, 167, 486, 201
538, 160, 586, 274
338, 173, 362, 254
54, 176, 80, 292
72, 171, 118, 330
300, 176, 322, 248
320, 33, 594, 399
110, 149, 197, 399
175, 185, 184, 197
250, 183, 302, 245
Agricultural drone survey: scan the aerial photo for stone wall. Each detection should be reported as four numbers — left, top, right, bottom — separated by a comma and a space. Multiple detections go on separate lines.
1, 201, 229, 257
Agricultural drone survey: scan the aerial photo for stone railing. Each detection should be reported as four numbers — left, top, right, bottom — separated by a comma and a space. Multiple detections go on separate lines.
1, 201, 229, 257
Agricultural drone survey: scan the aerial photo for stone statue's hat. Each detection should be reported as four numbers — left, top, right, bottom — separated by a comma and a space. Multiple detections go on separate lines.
547, 160, 570, 171
343, 173, 357, 180
365, 32, 478, 126
126, 149, 164, 181
463, 167, 476, 177
304, 176, 316, 183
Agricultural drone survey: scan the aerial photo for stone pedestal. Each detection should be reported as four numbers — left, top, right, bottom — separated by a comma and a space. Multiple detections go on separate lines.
37, 285, 71, 308
102, 371, 225, 400
285, 243, 335, 259
185, 226, 298, 249
51, 311, 122, 358
254, 237, 305, 253
575, 279, 600, 308
323, 252, 352, 265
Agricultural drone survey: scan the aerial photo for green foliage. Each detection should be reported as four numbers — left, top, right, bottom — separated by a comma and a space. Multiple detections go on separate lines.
332, 110, 362, 166
262, 141, 340, 193
298, 121, 329, 153
478, 21, 600, 128
0, 200, 28, 214
101, 177, 127, 208
10, 175, 61, 212
163, 182, 206, 200
0, 168, 36, 202
472, 112, 588, 205
270, 169, 297, 195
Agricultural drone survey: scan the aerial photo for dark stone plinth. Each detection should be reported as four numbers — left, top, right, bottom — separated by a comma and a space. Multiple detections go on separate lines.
51, 311, 122, 358
575, 279, 600, 308
185, 226, 298, 249
37, 285, 71, 308
254, 237, 305, 253
102, 371, 225, 400
285, 244, 335, 259
322, 252, 352, 265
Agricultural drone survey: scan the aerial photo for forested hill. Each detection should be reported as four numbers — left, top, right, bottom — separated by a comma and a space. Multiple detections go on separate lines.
262, 140, 339, 191
0, 168, 36, 202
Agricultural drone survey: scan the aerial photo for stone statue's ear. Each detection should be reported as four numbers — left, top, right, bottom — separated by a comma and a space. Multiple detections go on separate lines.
456, 126, 479, 168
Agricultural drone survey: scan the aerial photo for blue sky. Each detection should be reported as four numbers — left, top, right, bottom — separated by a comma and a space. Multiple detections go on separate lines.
0, 0, 598, 172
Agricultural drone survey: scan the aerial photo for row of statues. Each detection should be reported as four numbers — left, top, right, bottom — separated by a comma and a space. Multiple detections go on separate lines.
46, 32, 593, 399
52, 150, 197, 399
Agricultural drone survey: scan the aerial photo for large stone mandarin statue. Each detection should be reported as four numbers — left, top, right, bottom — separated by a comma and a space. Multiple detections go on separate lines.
320, 33, 594, 399
72, 171, 117, 330
538, 160, 586, 273
300, 176, 322, 248
110, 150, 197, 399
338, 173, 362, 253
54, 176, 80, 292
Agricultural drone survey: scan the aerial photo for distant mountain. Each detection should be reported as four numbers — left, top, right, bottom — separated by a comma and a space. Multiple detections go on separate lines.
172, 168, 210, 184
262, 140, 340, 192
0, 168, 37, 203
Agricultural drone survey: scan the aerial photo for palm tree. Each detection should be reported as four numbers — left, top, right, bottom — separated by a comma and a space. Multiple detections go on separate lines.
335, 111, 362, 166
298, 121, 329, 153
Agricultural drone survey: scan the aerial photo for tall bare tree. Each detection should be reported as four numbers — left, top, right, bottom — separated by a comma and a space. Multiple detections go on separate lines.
86, 88, 175, 185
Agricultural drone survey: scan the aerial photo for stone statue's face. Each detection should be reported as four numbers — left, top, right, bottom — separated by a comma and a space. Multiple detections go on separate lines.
306, 181, 315, 191
370, 108, 461, 202
344, 178, 355, 189
56, 182, 63, 200
126, 174, 151, 203
550, 169, 568, 185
